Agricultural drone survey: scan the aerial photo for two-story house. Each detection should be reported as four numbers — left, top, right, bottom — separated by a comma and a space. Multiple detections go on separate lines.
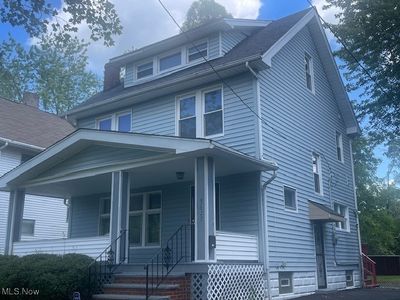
0, 8, 362, 299
0, 94, 73, 254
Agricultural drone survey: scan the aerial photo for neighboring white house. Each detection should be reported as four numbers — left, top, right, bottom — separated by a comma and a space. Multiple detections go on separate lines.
0, 93, 74, 254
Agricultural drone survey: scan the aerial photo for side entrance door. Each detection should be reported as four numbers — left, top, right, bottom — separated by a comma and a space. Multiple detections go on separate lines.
314, 223, 327, 289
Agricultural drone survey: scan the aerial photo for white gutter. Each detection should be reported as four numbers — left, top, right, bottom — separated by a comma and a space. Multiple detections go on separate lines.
0, 141, 9, 151
0, 137, 44, 152
261, 170, 278, 300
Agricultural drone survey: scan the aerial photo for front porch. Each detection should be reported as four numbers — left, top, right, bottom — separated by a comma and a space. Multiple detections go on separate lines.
0, 129, 276, 266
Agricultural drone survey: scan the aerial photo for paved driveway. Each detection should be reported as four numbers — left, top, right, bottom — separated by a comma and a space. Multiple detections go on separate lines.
296, 288, 400, 300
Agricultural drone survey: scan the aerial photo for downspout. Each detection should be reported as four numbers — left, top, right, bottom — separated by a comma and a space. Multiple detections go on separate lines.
261, 170, 277, 300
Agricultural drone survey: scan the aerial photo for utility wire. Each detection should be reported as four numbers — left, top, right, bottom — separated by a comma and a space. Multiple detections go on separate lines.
157, 0, 287, 141
306, 0, 391, 99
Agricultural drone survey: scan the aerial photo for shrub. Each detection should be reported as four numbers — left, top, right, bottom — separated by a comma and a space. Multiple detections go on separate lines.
0, 253, 93, 300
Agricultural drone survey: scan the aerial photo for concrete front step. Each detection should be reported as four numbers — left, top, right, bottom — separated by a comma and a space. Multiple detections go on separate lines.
93, 294, 169, 300
103, 283, 179, 290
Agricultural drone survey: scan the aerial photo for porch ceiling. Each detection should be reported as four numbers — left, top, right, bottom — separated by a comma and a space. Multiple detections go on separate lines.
0, 129, 277, 198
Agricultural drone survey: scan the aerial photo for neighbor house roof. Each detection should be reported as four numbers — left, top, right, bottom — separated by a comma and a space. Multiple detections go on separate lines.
67, 8, 311, 116
0, 97, 75, 150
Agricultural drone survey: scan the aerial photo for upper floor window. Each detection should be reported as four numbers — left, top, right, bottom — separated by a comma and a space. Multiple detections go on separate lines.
159, 51, 181, 72
137, 61, 153, 79
284, 186, 297, 211
305, 53, 314, 92
96, 111, 132, 132
312, 153, 322, 194
177, 87, 223, 138
187, 41, 208, 62
334, 202, 349, 231
336, 132, 343, 162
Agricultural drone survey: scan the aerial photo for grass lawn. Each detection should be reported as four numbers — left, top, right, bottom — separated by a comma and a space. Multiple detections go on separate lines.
377, 275, 400, 283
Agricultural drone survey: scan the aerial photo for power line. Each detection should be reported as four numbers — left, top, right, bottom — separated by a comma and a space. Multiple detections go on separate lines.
157, 0, 287, 141
306, 0, 391, 99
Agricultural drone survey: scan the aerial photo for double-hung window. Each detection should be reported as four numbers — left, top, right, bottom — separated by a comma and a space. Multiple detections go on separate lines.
129, 192, 161, 247
177, 87, 223, 138
312, 153, 322, 194
187, 41, 207, 62
96, 111, 132, 132
159, 51, 181, 72
336, 132, 343, 162
99, 198, 111, 236
137, 61, 153, 79
334, 202, 349, 231
305, 53, 314, 92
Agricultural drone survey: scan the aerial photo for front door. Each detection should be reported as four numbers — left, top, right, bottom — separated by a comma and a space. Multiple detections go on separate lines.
314, 223, 327, 289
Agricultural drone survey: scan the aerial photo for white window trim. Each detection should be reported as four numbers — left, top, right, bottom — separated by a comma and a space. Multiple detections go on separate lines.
98, 197, 111, 236
158, 47, 184, 73
95, 109, 132, 132
175, 85, 224, 139
283, 185, 298, 212
334, 202, 350, 232
129, 191, 162, 248
336, 131, 344, 163
186, 39, 209, 65
312, 153, 323, 196
305, 52, 315, 94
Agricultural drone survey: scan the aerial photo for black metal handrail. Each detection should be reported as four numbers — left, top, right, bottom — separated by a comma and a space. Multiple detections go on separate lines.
144, 224, 192, 300
88, 229, 127, 295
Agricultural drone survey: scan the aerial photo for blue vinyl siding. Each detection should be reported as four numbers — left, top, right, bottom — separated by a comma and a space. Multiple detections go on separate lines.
221, 30, 247, 55
259, 25, 359, 275
208, 32, 220, 59
70, 195, 102, 238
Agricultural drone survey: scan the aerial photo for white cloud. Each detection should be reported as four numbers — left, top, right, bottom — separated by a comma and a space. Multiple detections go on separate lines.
49, 0, 262, 75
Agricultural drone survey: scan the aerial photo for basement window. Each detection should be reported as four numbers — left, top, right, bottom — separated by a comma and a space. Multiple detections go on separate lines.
279, 272, 293, 294
21, 219, 35, 236
346, 270, 354, 287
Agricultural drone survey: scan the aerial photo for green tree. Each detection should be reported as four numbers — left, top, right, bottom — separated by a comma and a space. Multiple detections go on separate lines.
0, 0, 122, 46
181, 0, 232, 31
0, 35, 100, 114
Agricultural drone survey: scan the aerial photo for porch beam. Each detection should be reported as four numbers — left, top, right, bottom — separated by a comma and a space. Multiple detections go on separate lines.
110, 171, 130, 263
194, 156, 216, 262
5, 189, 25, 255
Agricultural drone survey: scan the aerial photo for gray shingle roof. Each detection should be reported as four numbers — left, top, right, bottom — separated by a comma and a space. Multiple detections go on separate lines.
69, 8, 312, 114
0, 97, 75, 149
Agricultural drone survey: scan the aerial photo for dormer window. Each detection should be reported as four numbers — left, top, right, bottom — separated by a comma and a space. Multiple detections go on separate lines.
96, 111, 132, 132
159, 51, 181, 72
137, 61, 153, 79
188, 41, 208, 62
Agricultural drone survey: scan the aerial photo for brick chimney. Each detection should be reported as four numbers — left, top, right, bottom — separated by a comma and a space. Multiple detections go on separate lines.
103, 63, 121, 91
22, 92, 39, 108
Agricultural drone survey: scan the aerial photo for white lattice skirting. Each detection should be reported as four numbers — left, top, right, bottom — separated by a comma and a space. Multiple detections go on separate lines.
207, 264, 265, 300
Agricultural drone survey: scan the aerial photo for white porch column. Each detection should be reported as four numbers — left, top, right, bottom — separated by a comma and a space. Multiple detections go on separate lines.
194, 156, 216, 262
5, 189, 25, 255
110, 171, 130, 263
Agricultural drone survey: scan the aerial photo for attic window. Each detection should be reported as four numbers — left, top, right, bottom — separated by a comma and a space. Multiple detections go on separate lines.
137, 62, 153, 79
159, 51, 181, 71
188, 42, 208, 62
305, 53, 314, 92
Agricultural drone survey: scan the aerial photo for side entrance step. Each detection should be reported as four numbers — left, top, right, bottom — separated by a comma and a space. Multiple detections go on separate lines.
92, 274, 190, 300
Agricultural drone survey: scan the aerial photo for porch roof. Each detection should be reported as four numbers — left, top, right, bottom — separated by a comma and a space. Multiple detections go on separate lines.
0, 129, 277, 196
308, 200, 345, 223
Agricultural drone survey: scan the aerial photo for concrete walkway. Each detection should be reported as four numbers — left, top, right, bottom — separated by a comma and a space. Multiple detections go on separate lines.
296, 288, 400, 300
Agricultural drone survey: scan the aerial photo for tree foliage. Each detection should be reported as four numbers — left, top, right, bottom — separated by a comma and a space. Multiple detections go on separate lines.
0, 35, 100, 114
325, 0, 400, 140
181, 0, 232, 31
0, 0, 122, 46
352, 136, 400, 255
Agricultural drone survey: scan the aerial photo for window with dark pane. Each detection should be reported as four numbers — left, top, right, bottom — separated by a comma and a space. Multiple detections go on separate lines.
204, 89, 223, 136
284, 186, 296, 210
99, 118, 112, 130
99, 198, 111, 236
146, 213, 160, 245
312, 153, 322, 194
160, 52, 181, 71
179, 96, 196, 138
118, 113, 131, 132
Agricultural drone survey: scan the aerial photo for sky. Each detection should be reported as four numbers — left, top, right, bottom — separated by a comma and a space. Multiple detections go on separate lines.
0, 0, 389, 178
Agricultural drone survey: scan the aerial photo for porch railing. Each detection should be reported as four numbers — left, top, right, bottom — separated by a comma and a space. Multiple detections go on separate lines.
362, 252, 378, 287
88, 229, 127, 294
144, 224, 192, 300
